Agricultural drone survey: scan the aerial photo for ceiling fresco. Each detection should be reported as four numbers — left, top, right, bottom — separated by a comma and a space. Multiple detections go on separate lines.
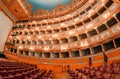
27, 0, 71, 11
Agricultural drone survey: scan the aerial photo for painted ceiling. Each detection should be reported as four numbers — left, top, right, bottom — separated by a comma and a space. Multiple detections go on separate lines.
27, 0, 71, 11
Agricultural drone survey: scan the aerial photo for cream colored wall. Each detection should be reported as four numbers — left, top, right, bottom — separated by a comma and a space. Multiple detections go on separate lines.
0, 11, 13, 53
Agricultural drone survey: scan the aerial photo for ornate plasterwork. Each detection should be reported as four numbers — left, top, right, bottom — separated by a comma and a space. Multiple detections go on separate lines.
2, 0, 14, 7
0, 0, 17, 21
20, 0, 86, 19
20, 0, 32, 14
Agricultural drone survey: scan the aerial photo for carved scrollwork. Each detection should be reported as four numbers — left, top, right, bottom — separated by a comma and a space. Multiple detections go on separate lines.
2, 0, 14, 7
20, 0, 86, 18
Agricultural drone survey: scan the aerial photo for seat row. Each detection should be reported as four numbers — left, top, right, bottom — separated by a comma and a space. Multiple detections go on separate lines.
0, 60, 54, 79
67, 61, 120, 79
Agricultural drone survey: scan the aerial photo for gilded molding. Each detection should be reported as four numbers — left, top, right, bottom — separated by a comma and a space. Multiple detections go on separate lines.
20, 0, 87, 19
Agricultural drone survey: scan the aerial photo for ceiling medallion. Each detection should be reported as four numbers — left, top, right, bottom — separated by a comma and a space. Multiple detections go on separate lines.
2, 0, 14, 6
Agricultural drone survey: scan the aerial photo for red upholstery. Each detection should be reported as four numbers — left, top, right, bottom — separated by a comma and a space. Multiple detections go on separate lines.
0, 61, 54, 79
67, 61, 120, 79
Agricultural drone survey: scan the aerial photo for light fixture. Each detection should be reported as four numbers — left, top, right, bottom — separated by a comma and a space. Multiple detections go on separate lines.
44, 46, 49, 50
47, 26, 51, 28
61, 44, 68, 50
103, 12, 110, 19
18, 46, 23, 49
38, 36, 42, 38
27, 36, 31, 39
30, 46, 35, 50
35, 27, 39, 30
86, 23, 93, 28
88, 9, 94, 16
60, 23, 65, 26
16, 36, 19, 39
81, 40, 88, 47
52, 34, 58, 37
68, 30, 75, 35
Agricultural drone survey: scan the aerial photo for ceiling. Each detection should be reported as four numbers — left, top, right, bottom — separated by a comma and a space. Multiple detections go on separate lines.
1, 0, 28, 20
27, 0, 71, 11
0, 0, 72, 21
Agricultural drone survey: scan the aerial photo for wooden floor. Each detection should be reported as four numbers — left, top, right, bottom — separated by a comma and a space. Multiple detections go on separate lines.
54, 72, 70, 79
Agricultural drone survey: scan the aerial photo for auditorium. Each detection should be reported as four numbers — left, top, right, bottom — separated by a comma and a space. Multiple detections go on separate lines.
0, 0, 120, 79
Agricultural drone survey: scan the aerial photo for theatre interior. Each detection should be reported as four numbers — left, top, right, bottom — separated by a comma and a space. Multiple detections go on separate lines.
0, 0, 120, 79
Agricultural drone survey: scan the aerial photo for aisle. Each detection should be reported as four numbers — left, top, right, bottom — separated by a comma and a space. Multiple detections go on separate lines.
54, 72, 70, 79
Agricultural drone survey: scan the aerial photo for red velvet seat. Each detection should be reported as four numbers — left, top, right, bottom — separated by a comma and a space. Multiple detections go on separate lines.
113, 74, 120, 79
105, 67, 111, 73
112, 67, 120, 74
82, 75, 88, 79
3, 75, 14, 79
14, 73, 22, 79
103, 73, 111, 79
0, 76, 2, 79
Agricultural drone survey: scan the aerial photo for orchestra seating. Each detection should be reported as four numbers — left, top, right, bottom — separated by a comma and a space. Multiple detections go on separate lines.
67, 61, 120, 79
0, 60, 54, 79
0, 59, 120, 79
0, 0, 120, 79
